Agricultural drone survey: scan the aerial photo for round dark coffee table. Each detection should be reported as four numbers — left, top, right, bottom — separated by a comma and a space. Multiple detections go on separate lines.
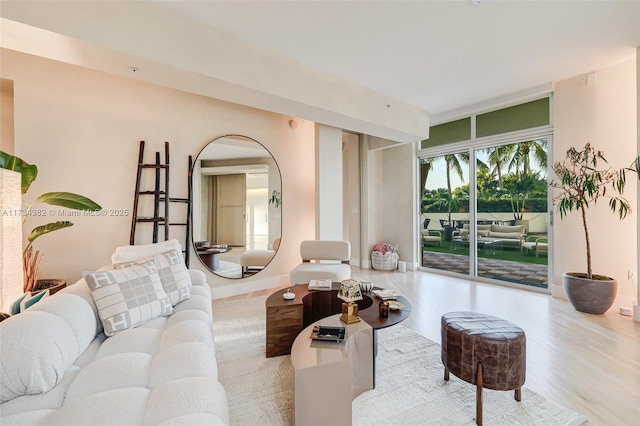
265, 283, 411, 355
196, 247, 230, 271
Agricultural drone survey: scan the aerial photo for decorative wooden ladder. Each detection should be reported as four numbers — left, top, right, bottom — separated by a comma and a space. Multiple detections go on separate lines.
129, 141, 192, 267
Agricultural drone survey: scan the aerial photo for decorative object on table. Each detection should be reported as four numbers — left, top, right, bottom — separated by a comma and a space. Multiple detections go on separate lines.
10, 289, 49, 315
308, 279, 332, 291
379, 301, 389, 318
310, 325, 345, 342
0, 151, 102, 294
372, 289, 398, 300
359, 280, 373, 292
337, 279, 362, 324
550, 143, 636, 314
282, 289, 295, 300
371, 243, 399, 271
387, 300, 405, 311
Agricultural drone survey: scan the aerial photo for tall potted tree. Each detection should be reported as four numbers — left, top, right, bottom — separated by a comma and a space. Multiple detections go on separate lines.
551, 143, 632, 314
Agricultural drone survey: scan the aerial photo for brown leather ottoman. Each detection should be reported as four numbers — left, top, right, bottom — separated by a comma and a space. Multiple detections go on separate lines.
441, 311, 526, 425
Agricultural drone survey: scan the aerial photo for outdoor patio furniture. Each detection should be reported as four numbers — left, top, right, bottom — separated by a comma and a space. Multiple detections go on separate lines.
522, 236, 548, 257
422, 229, 442, 246
454, 224, 526, 248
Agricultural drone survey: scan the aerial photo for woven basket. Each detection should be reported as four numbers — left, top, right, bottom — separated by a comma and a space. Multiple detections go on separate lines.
371, 250, 399, 271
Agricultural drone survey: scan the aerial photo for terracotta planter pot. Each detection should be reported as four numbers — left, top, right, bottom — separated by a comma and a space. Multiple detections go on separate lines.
562, 273, 617, 314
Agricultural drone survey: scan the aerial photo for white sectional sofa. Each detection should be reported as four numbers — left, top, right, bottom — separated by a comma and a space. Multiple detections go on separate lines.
0, 240, 229, 425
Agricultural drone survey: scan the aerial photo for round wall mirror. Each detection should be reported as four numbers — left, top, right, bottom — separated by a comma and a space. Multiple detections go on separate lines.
191, 135, 282, 279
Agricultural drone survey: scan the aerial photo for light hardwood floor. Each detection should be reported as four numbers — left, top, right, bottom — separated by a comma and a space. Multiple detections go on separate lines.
216, 267, 640, 425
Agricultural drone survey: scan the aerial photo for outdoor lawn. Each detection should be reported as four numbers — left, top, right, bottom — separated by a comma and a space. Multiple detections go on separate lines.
423, 240, 548, 265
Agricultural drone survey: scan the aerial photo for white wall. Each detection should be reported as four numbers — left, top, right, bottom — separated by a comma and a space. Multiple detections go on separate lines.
1, 48, 316, 295
553, 56, 637, 309
361, 136, 383, 268
381, 143, 418, 270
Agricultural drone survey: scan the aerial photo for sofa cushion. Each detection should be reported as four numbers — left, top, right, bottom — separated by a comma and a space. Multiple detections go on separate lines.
491, 224, 526, 234
114, 249, 192, 307
45, 388, 150, 425
143, 377, 229, 425
0, 311, 80, 402
65, 353, 153, 403
488, 231, 523, 240
84, 260, 173, 337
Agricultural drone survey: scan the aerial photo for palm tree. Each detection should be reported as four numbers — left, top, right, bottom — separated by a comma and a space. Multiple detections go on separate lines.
485, 144, 516, 187
507, 139, 547, 176
419, 157, 434, 196
504, 139, 548, 220
444, 154, 465, 200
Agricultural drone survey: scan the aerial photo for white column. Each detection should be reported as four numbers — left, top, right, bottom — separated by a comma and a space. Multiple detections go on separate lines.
315, 124, 343, 240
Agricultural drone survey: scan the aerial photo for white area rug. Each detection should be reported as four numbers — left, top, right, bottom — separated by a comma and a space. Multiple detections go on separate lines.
212, 297, 587, 426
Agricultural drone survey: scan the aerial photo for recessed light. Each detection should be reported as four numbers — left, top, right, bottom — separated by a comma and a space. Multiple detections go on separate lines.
471, 0, 487, 4
128, 67, 140, 73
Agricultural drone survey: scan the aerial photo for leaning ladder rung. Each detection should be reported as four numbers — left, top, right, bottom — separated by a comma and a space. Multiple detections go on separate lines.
158, 197, 188, 203
140, 164, 168, 169
169, 222, 187, 226
140, 191, 166, 195
135, 217, 167, 223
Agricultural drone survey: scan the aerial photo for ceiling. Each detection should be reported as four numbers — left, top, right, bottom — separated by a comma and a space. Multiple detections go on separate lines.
1, 1, 638, 142
147, 0, 640, 118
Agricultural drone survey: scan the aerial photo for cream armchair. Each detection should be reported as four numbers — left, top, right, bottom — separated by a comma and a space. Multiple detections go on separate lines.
289, 240, 351, 285
240, 237, 281, 276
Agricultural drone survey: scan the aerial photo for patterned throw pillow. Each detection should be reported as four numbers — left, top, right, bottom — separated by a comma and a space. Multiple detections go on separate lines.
114, 249, 192, 306
84, 260, 173, 337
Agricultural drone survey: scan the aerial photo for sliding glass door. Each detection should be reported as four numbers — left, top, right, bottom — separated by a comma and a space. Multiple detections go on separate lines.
474, 139, 549, 288
420, 139, 550, 289
420, 152, 470, 276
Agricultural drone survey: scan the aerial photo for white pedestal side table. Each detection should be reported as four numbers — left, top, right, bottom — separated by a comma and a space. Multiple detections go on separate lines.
291, 313, 373, 426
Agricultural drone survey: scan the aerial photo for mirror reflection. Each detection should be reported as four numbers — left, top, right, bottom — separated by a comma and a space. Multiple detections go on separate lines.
192, 135, 282, 279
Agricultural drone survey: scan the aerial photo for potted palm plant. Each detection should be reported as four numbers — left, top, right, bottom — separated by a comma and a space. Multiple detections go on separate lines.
0, 151, 102, 294
550, 143, 633, 314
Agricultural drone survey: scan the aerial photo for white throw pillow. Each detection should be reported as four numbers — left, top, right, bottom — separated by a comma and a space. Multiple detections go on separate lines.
111, 239, 183, 264
84, 260, 173, 337
114, 249, 192, 306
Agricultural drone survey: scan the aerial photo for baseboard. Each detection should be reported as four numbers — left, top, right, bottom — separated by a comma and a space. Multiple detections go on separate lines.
551, 284, 566, 300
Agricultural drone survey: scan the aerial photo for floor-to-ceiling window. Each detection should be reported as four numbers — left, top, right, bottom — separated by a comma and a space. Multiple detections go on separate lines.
473, 139, 548, 288
419, 96, 552, 289
420, 152, 470, 275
